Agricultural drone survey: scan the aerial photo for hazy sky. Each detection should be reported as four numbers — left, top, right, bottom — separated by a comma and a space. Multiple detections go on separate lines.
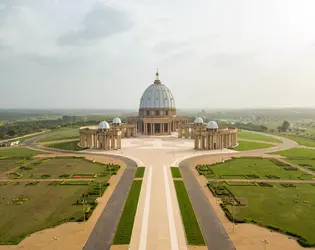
1, 0, 315, 109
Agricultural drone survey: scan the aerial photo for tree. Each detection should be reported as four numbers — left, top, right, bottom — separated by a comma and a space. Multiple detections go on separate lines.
278, 120, 290, 132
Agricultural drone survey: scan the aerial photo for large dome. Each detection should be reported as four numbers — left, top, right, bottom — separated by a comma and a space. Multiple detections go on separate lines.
139, 71, 175, 109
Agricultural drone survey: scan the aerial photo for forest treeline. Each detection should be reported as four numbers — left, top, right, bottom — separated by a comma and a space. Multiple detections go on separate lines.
0, 115, 126, 140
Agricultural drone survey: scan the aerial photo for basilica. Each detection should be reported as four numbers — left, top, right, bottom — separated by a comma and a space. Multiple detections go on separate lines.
79, 71, 237, 150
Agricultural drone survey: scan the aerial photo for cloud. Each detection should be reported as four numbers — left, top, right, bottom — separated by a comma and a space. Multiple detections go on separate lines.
58, 3, 134, 46
152, 41, 188, 54
204, 52, 257, 70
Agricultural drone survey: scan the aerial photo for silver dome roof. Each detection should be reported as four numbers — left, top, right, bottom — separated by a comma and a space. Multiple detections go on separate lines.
112, 117, 122, 124
194, 117, 204, 124
139, 71, 175, 109
98, 121, 110, 129
207, 121, 218, 129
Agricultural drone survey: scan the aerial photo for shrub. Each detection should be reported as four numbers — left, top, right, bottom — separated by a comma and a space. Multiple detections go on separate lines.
284, 167, 298, 171
245, 174, 259, 179
269, 159, 290, 166
19, 166, 32, 170
299, 163, 312, 167
25, 181, 39, 186
281, 183, 296, 188
258, 182, 273, 187
265, 175, 280, 179
59, 174, 71, 178
40, 174, 51, 179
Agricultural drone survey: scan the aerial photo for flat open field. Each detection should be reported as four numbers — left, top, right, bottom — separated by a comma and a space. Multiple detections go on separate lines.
238, 130, 281, 143
45, 140, 84, 151
0, 147, 45, 157
209, 182, 315, 246
6, 157, 119, 179
38, 129, 79, 143
0, 181, 94, 244
196, 157, 313, 180
234, 141, 273, 151
270, 148, 315, 158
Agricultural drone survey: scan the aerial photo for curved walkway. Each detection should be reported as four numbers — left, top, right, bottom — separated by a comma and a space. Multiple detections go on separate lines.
24, 135, 138, 250
21, 130, 300, 250
177, 132, 302, 250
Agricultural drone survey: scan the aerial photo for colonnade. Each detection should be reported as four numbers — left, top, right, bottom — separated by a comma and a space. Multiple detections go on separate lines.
121, 126, 136, 138
178, 124, 197, 138
194, 131, 237, 150
79, 130, 122, 150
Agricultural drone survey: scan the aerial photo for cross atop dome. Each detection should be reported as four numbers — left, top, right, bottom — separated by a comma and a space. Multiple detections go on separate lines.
154, 69, 161, 84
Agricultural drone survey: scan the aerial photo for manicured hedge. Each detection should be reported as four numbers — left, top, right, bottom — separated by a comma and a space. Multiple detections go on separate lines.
174, 180, 205, 245
113, 180, 142, 244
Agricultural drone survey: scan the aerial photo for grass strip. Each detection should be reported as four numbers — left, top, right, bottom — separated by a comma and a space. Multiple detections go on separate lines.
134, 167, 145, 178
45, 140, 86, 151
174, 180, 205, 245
112, 180, 143, 244
171, 167, 182, 178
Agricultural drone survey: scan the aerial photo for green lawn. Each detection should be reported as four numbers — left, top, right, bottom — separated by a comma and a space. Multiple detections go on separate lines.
285, 159, 315, 174
0, 147, 45, 158
173, 180, 205, 245
282, 134, 315, 147
238, 130, 281, 143
270, 148, 315, 158
0, 159, 31, 174
234, 141, 274, 151
134, 167, 145, 178
196, 157, 313, 180
113, 180, 142, 244
210, 182, 315, 247
0, 182, 92, 244
45, 140, 85, 151
38, 129, 79, 143
7, 157, 119, 180
171, 167, 182, 178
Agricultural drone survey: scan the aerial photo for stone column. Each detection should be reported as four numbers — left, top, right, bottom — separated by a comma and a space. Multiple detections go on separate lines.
168, 123, 171, 135
153, 123, 155, 135
117, 135, 121, 149
185, 128, 189, 138
107, 136, 110, 150
194, 136, 199, 149
103, 136, 106, 150
110, 136, 114, 149
201, 136, 205, 149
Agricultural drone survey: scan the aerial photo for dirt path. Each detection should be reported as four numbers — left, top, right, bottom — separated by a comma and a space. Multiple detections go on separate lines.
0, 178, 108, 182
182, 155, 314, 250
207, 178, 315, 183
0, 153, 128, 250
0, 130, 49, 143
